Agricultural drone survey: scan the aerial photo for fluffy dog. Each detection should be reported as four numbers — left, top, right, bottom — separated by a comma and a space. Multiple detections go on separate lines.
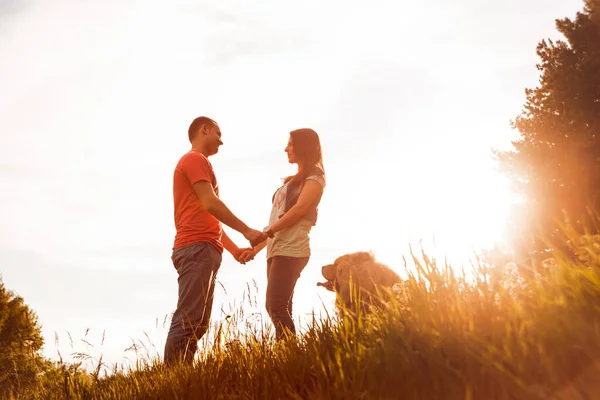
317, 251, 402, 313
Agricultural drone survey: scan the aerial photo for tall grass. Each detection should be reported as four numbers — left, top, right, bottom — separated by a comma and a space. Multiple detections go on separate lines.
10, 233, 600, 399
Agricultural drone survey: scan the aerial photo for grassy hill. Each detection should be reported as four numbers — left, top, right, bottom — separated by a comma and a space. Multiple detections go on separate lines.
10, 233, 600, 399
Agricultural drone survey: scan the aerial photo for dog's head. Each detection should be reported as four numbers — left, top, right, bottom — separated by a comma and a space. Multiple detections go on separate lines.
317, 263, 337, 291
317, 252, 376, 291
321, 262, 338, 281
331, 252, 375, 273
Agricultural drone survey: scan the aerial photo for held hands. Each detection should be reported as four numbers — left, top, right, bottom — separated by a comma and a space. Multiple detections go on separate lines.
234, 247, 255, 265
237, 225, 271, 264
238, 248, 258, 264
252, 232, 269, 247
242, 227, 269, 248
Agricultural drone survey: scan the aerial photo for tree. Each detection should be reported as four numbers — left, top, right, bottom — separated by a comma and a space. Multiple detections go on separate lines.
496, 0, 600, 258
0, 276, 46, 397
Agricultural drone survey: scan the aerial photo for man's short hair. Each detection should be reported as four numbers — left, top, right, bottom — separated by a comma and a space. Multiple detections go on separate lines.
188, 116, 217, 143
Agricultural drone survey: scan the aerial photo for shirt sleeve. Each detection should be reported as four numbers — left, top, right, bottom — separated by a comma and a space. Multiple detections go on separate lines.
182, 152, 214, 186
306, 175, 326, 189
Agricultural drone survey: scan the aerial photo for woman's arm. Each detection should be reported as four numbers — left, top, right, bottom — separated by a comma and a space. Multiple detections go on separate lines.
239, 179, 323, 263
268, 179, 323, 235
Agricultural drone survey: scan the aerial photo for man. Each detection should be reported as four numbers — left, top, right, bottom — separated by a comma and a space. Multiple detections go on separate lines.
164, 116, 267, 364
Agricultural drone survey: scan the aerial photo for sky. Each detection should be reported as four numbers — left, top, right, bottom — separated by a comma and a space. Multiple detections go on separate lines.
0, 0, 584, 370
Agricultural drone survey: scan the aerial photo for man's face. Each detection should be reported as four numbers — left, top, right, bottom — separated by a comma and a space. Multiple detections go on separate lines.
205, 123, 223, 156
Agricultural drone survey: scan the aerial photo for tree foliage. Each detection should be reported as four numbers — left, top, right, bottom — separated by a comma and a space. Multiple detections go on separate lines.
497, 0, 600, 256
0, 276, 46, 397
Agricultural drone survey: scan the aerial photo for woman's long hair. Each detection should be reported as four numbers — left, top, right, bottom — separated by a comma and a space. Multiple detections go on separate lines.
284, 128, 325, 185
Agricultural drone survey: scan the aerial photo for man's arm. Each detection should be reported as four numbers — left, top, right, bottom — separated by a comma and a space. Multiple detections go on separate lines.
221, 230, 241, 258
193, 181, 264, 244
267, 179, 323, 235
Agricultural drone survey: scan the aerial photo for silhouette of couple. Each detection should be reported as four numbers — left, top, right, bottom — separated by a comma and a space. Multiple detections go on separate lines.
164, 116, 326, 365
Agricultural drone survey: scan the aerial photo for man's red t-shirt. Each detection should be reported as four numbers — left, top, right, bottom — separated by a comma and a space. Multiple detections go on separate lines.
172, 150, 223, 252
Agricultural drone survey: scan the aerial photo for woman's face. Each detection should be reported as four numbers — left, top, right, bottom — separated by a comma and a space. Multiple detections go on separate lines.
285, 136, 297, 164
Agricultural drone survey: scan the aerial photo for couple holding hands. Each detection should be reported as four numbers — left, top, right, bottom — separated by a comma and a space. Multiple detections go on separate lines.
164, 116, 326, 364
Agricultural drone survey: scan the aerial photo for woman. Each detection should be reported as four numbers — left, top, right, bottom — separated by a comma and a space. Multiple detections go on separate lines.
244, 128, 326, 340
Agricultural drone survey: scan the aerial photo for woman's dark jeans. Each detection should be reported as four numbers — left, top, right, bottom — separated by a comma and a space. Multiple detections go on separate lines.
266, 256, 309, 340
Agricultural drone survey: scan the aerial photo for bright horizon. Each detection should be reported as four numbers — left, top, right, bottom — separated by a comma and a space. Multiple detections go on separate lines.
0, 0, 583, 369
